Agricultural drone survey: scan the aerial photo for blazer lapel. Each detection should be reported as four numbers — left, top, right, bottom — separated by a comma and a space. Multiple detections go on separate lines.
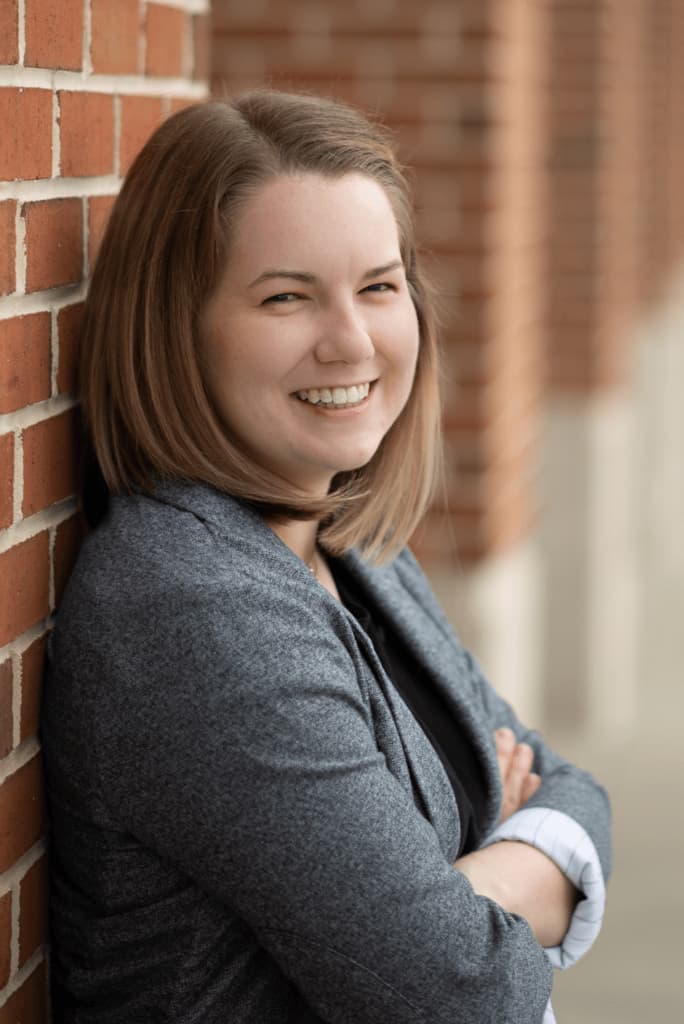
343, 603, 463, 859
341, 551, 502, 841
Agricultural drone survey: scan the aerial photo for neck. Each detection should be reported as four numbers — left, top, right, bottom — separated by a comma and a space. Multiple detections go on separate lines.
267, 517, 320, 568
267, 516, 340, 600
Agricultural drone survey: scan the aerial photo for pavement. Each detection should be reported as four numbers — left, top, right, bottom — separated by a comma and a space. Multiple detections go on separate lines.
546, 563, 684, 1022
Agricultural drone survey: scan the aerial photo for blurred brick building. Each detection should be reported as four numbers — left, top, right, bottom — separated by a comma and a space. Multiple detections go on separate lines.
1, 0, 684, 1017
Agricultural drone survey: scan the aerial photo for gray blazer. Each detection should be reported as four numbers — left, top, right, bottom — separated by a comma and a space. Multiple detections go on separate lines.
42, 481, 611, 1024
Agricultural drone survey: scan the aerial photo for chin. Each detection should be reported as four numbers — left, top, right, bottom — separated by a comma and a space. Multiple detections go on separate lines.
332, 436, 385, 470
294, 440, 385, 489
329, 452, 380, 476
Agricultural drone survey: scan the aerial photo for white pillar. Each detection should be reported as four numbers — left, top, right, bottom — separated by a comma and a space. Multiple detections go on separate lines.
540, 395, 640, 740
427, 539, 544, 727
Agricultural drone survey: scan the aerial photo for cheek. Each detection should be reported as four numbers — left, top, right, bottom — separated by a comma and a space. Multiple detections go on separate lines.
204, 321, 264, 398
202, 333, 250, 430
397, 317, 421, 411
391, 304, 420, 380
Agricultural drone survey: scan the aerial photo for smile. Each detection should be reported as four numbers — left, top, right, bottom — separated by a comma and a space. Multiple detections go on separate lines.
295, 382, 372, 408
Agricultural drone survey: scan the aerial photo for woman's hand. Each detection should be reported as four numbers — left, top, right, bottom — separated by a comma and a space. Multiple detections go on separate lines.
494, 727, 541, 824
453, 727, 578, 948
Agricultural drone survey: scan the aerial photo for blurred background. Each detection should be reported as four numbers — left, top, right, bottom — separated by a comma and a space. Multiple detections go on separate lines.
1, 0, 682, 1019
209, 2, 684, 1019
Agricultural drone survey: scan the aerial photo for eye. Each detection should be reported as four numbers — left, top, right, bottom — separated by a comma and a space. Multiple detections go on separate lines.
261, 292, 302, 305
362, 282, 397, 295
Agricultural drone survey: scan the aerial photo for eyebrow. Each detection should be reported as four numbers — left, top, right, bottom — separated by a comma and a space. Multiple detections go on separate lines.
247, 259, 405, 290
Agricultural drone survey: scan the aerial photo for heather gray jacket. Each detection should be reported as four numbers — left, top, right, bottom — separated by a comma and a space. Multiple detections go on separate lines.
42, 481, 611, 1023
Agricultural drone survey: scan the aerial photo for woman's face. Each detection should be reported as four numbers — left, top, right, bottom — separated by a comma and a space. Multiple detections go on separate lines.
202, 172, 420, 496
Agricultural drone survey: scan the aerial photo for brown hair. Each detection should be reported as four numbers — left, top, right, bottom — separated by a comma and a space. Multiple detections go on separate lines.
81, 91, 442, 561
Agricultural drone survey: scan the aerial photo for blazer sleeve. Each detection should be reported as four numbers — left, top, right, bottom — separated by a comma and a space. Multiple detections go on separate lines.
90, 561, 554, 1024
459, 648, 612, 882
392, 549, 612, 969
464, 647, 611, 970
394, 548, 612, 886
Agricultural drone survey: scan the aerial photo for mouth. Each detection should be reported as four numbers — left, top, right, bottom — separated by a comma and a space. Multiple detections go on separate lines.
294, 381, 373, 409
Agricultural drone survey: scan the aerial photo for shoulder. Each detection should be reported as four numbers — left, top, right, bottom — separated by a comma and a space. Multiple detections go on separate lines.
52, 484, 362, 702
61, 483, 287, 617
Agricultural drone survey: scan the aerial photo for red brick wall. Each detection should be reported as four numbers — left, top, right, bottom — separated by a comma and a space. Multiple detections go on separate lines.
0, 2, 208, 1016
211, 0, 549, 564
545, 0, 684, 393
633, 0, 684, 298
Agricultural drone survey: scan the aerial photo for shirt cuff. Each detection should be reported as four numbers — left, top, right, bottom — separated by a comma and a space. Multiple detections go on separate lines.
483, 806, 606, 969
543, 999, 557, 1023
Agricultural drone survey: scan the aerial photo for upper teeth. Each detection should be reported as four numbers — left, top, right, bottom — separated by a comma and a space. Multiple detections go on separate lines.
296, 382, 371, 406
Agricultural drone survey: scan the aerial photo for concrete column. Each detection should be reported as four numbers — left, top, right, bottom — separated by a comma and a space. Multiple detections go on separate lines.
541, 267, 684, 741
540, 393, 640, 740
427, 538, 544, 727
635, 271, 684, 580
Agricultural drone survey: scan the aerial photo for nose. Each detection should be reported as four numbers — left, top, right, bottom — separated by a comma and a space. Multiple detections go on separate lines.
313, 303, 375, 364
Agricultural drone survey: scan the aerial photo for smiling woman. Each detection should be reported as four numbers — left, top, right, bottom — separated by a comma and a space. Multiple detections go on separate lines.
77, 93, 441, 562
41, 92, 611, 1024
201, 173, 419, 499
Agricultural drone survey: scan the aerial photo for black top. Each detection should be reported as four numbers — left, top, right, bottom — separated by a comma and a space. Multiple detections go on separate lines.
332, 560, 488, 856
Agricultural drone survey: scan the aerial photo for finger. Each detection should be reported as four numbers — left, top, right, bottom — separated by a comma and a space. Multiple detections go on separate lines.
512, 742, 534, 777
494, 728, 517, 779
494, 727, 516, 752
500, 743, 534, 819
502, 742, 534, 793
521, 771, 542, 804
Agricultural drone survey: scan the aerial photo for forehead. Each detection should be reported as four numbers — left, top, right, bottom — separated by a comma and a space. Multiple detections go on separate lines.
226, 173, 402, 278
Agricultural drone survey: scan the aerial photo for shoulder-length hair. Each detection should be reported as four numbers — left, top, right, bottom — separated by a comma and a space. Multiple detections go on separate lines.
81, 91, 442, 562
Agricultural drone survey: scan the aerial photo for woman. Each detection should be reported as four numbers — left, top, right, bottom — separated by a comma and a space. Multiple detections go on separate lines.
42, 92, 611, 1023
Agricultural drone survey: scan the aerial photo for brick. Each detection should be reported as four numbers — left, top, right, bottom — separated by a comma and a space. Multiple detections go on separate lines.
213, 2, 450, 35
0, 201, 16, 295
57, 302, 84, 395
0, 89, 52, 181
169, 97, 198, 115
0, 533, 50, 647
0, 314, 51, 414
54, 514, 85, 607
22, 410, 80, 517
0, 434, 13, 529
193, 13, 210, 80
0, 0, 18, 65
59, 92, 115, 178
91, 0, 139, 74
0, 958, 48, 1024
0, 889, 10, 990
120, 96, 166, 174
23, 199, 83, 292
20, 635, 47, 744
213, 32, 479, 82
0, 755, 45, 874
88, 195, 117, 269
19, 855, 48, 966
25, 0, 83, 70
0, 659, 12, 760
146, 3, 186, 76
